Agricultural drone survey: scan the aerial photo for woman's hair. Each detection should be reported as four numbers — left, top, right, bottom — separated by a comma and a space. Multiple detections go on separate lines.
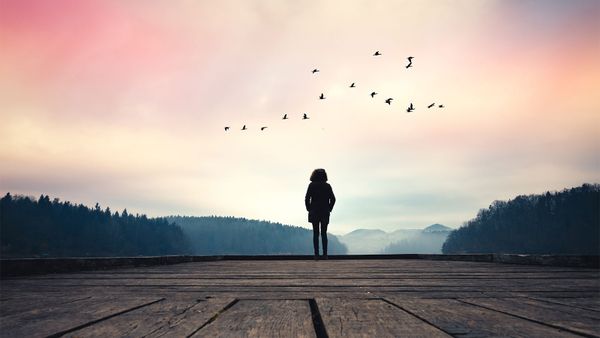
310, 168, 328, 182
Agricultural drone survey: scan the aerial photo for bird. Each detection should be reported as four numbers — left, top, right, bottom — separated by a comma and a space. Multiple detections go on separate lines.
241, 125, 247, 130
303, 113, 310, 120
282, 114, 288, 120
261, 127, 268, 131
312, 69, 319, 74
427, 103, 435, 108
406, 56, 414, 68
406, 103, 414, 112
385, 98, 393, 105
373, 51, 381, 56
438, 104, 444, 108
224, 127, 230, 131
370, 91, 377, 98
319, 93, 325, 100
350, 82, 356, 88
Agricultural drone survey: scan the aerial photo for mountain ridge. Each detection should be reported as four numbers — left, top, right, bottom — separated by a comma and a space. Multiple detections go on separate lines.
339, 224, 452, 254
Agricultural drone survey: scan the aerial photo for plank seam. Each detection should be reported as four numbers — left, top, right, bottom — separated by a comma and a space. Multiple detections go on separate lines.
309, 299, 329, 338
186, 298, 238, 338
380, 297, 456, 337
44, 298, 165, 338
456, 299, 598, 338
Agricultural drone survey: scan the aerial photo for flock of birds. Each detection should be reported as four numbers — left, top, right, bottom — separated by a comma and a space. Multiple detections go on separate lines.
224, 51, 444, 132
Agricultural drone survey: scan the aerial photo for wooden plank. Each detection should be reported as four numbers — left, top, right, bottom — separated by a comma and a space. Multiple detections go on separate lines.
316, 298, 451, 337
521, 291, 600, 299
0, 296, 162, 338
192, 299, 315, 337
527, 296, 600, 312
0, 295, 92, 317
459, 297, 600, 337
63, 297, 234, 338
384, 296, 582, 337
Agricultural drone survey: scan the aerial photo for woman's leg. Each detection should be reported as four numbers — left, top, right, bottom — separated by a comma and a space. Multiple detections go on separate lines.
321, 222, 328, 257
312, 222, 320, 256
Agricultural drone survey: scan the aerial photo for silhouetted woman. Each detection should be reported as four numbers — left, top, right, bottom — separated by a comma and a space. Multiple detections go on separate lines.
305, 168, 336, 260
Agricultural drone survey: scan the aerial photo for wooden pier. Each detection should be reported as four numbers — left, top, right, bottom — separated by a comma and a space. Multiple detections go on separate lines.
1, 257, 599, 337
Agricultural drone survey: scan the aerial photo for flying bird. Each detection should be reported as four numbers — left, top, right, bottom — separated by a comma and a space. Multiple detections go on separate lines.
406, 103, 414, 112
282, 114, 288, 120
312, 69, 319, 74
406, 56, 414, 68
224, 127, 230, 131
427, 103, 435, 108
350, 82, 356, 88
261, 127, 268, 131
303, 113, 310, 120
370, 91, 377, 98
438, 104, 444, 108
385, 98, 393, 105
241, 125, 247, 130
319, 93, 325, 100
373, 51, 381, 56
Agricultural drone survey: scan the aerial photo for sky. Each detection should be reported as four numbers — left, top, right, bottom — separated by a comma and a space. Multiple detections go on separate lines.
1, 0, 599, 234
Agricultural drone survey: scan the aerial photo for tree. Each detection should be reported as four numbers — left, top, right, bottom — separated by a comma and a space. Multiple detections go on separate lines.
0, 194, 191, 258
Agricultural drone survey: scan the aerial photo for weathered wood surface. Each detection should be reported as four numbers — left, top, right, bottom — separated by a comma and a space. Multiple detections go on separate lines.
0, 296, 163, 338
1, 259, 599, 337
191, 300, 315, 337
383, 297, 584, 337
316, 298, 451, 337
62, 298, 235, 338
459, 297, 600, 337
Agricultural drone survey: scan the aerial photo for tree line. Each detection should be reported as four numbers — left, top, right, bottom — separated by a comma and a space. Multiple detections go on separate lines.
442, 184, 600, 254
168, 216, 348, 255
0, 194, 348, 257
0, 193, 190, 257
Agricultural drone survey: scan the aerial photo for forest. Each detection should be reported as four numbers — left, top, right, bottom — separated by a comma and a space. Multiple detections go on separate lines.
442, 184, 600, 254
0, 193, 190, 258
168, 216, 348, 255
0, 194, 347, 257
3, 184, 596, 257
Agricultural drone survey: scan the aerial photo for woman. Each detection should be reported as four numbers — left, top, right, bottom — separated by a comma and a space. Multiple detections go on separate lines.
305, 168, 336, 260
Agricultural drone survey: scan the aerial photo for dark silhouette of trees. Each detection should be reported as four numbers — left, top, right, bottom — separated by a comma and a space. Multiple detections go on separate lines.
0, 193, 348, 257
168, 216, 348, 255
442, 184, 600, 254
0, 193, 190, 258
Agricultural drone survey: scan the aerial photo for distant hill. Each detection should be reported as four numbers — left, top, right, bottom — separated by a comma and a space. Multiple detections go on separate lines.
339, 225, 451, 254
344, 229, 387, 237
442, 183, 600, 254
423, 224, 452, 233
338, 229, 390, 254
168, 216, 348, 255
0, 193, 190, 258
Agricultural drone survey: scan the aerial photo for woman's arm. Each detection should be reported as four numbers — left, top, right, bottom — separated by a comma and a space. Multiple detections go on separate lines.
304, 184, 312, 211
329, 185, 336, 211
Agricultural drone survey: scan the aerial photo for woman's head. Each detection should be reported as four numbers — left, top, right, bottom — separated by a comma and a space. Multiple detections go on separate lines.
310, 168, 328, 182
